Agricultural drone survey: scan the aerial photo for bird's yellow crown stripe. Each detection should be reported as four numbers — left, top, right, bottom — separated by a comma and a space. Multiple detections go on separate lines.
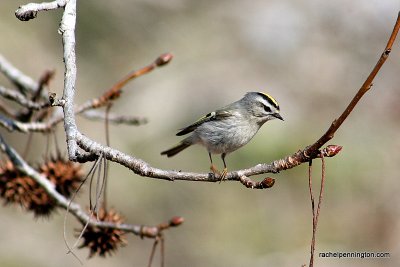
259, 92, 279, 108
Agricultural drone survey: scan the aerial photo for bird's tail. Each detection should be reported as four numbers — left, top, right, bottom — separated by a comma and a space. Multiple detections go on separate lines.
161, 139, 191, 157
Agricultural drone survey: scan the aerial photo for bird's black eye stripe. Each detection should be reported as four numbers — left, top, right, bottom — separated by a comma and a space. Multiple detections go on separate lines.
256, 92, 279, 110
205, 111, 216, 119
263, 105, 271, 112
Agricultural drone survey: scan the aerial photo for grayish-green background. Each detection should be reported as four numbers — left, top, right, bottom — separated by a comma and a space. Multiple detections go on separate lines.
1, 1, 399, 266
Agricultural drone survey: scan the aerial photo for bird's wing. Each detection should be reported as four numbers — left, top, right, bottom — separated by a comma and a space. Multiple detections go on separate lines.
176, 110, 232, 136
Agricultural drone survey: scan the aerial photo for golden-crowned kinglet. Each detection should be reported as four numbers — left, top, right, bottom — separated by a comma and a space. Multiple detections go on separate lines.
161, 92, 283, 180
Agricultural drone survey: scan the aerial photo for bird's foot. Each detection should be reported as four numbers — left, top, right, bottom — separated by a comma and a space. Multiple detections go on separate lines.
218, 168, 228, 183
210, 165, 228, 183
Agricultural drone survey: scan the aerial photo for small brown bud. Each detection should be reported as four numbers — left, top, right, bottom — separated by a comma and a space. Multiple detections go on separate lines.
323, 145, 343, 157
155, 53, 173, 66
261, 177, 275, 188
169, 216, 184, 227
48, 92, 56, 102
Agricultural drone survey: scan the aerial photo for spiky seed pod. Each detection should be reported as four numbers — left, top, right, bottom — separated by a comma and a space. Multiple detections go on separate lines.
0, 160, 56, 216
78, 208, 127, 258
0, 160, 28, 205
38, 154, 84, 198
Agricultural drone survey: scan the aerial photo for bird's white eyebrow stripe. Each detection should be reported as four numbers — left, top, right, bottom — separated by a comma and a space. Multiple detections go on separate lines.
256, 92, 279, 110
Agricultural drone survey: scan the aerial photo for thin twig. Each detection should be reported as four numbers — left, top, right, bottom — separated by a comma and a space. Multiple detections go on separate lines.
0, 53, 166, 133
308, 155, 326, 267
32, 69, 55, 102
315, 156, 326, 230
102, 104, 112, 209
89, 155, 102, 212
148, 238, 159, 267
20, 70, 56, 122
160, 236, 165, 267
75, 53, 173, 115
15, 0, 66, 21
0, 54, 41, 95
0, 86, 49, 109
81, 110, 148, 126
304, 12, 400, 157
308, 160, 315, 267
308, 160, 315, 222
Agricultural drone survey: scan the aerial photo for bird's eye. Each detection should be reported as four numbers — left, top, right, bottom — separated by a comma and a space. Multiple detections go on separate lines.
263, 105, 271, 113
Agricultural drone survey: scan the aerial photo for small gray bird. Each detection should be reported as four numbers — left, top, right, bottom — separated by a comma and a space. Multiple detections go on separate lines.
161, 92, 283, 180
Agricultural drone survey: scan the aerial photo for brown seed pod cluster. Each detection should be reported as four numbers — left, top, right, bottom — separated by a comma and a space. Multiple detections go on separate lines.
78, 208, 127, 258
0, 155, 84, 217
38, 154, 84, 198
0, 160, 55, 216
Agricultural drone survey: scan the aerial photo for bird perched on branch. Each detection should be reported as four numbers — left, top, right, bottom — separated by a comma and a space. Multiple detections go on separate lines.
161, 92, 283, 181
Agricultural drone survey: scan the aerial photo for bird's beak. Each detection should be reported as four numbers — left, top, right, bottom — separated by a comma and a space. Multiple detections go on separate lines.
273, 113, 284, 121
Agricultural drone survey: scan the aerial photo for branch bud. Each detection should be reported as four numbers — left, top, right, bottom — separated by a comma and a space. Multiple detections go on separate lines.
169, 216, 184, 227
15, 8, 37, 21
155, 53, 173, 66
261, 177, 275, 188
322, 145, 343, 157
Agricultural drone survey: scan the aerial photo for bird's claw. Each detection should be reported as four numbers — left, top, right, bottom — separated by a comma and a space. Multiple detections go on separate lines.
210, 165, 228, 183
218, 168, 228, 183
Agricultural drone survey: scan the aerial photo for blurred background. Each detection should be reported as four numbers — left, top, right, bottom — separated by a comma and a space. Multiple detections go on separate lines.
1, 0, 400, 266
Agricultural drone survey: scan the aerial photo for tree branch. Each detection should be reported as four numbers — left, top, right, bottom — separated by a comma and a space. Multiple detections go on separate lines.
74, 53, 173, 115
0, 53, 41, 95
304, 11, 400, 157
7, 2, 400, 188
0, 53, 172, 133
75, 132, 341, 183
3, 1, 399, 264
15, 0, 66, 21
0, 133, 181, 238
57, 0, 79, 160
81, 110, 148, 126
71, 12, 399, 186
0, 85, 49, 110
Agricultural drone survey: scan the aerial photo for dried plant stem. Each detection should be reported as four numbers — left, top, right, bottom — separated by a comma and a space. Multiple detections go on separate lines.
308, 161, 315, 267
308, 156, 326, 267
148, 238, 159, 267
147, 235, 165, 267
